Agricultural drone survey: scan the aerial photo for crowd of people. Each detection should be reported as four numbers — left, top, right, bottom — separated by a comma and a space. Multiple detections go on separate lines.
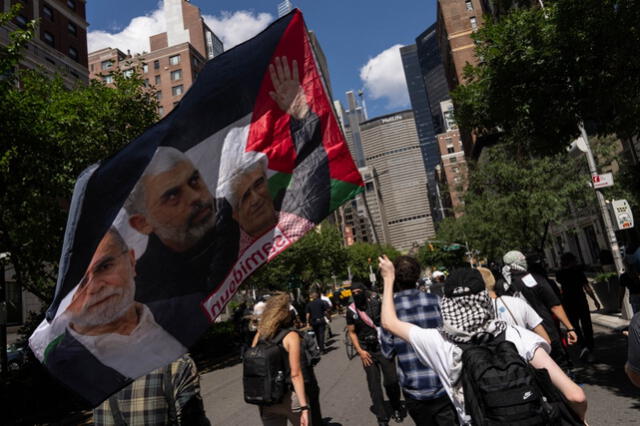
90, 247, 640, 426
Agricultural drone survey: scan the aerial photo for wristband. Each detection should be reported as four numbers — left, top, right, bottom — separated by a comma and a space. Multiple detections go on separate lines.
299, 405, 310, 411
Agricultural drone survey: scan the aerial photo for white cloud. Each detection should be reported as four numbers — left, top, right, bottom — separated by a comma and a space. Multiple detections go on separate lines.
87, 1, 273, 55
88, 2, 166, 54
203, 11, 273, 50
359, 44, 409, 109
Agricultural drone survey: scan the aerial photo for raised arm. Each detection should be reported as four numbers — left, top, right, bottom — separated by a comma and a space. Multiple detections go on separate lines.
379, 255, 414, 342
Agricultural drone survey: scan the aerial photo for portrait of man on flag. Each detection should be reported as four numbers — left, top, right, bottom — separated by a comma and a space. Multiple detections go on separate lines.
29, 9, 363, 407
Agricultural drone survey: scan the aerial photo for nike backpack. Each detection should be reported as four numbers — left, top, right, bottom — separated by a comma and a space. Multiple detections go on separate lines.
460, 333, 582, 425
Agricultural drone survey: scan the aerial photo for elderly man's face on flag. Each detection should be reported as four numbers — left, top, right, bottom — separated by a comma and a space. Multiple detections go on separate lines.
66, 230, 136, 334
230, 160, 277, 238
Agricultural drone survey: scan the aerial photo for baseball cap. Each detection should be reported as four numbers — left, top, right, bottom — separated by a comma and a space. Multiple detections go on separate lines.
444, 268, 485, 298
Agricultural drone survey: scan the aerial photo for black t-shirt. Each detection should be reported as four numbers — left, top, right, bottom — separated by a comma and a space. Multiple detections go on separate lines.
305, 299, 327, 323
621, 272, 640, 295
555, 266, 589, 305
346, 298, 381, 350
511, 271, 562, 340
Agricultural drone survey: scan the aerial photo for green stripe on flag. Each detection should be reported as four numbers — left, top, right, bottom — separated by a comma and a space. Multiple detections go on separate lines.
268, 172, 293, 199
330, 179, 364, 211
43, 333, 65, 364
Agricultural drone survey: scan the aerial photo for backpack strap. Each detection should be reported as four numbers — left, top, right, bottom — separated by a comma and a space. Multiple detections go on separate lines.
497, 297, 519, 326
108, 395, 127, 426
163, 364, 178, 425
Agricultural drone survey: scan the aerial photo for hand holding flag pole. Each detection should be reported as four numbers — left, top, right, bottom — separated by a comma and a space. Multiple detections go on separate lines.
268, 56, 310, 120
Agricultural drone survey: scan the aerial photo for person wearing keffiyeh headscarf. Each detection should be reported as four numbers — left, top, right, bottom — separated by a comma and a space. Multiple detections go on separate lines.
378, 256, 588, 425
502, 250, 578, 369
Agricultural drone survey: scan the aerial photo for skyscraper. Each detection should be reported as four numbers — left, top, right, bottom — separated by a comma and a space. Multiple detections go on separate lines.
277, 0, 294, 18
88, 0, 223, 117
360, 110, 436, 250
400, 26, 450, 223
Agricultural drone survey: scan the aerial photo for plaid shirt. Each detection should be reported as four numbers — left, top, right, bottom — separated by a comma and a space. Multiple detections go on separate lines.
381, 289, 446, 400
93, 355, 202, 425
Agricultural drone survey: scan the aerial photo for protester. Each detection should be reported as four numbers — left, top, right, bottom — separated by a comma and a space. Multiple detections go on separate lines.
305, 292, 328, 353
625, 313, 640, 387
93, 354, 209, 425
320, 290, 335, 338
620, 258, 640, 315
347, 282, 402, 426
379, 257, 588, 425
556, 252, 600, 362
380, 256, 456, 425
42, 229, 186, 406
478, 266, 551, 343
430, 271, 446, 297
252, 293, 323, 426
502, 250, 578, 367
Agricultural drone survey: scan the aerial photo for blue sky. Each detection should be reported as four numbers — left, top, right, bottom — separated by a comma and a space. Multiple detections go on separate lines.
87, 0, 438, 118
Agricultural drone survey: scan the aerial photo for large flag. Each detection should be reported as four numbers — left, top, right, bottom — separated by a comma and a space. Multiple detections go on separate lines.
29, 9, 362, 407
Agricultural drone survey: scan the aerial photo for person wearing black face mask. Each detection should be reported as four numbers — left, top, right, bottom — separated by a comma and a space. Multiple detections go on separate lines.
346, 282, 403, 426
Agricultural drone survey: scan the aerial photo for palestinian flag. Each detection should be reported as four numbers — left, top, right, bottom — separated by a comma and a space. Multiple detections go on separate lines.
29, 9, 362, 407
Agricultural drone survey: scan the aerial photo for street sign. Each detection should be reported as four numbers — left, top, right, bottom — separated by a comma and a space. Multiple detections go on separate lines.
592, 173, 614, 189
609, 199, 634, 230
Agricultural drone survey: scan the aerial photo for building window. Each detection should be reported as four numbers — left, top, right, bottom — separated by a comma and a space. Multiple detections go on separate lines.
158, 106, 164, 116
103, 75, 114, 84
154, 60, 160, 70
172, 85, 184, 96
173, 101, 180, 107
42, 4, 54, 20
156, 91, 163, 101
169, 55, 181, 66
142, 63, 148, 73
447, 146, 455, 154
450, 157, 458, 164
15, 14, 28, 29
67, 0, 76, 10
143, 78, 149, 87
68, 47, 78, 61
453, 167, 460, 173
90, 64, 94, 72
470, 17, 478, 31
154, 75, 161, 85
43, 31, 55, 47
465, 1, 473, 11
454, 176, 462, 183
101, 60, 113, 70
68, 22, 77, 36
170, 69, 182, 81
45, 57, 55, 65
123, 69, 134, 78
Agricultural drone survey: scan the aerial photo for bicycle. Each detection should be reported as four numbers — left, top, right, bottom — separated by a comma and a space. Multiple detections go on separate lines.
344, 326, 357, 360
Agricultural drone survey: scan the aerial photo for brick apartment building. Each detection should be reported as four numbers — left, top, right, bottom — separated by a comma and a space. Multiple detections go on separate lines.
1, 0, 89, 86
436, 100, 468, 217
88, 0, 223, 117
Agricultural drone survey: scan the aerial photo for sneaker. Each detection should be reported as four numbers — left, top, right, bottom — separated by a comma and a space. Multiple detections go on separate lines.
391, 410, 403, 423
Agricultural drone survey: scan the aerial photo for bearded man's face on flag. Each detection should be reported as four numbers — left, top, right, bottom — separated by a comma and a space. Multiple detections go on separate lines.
66, 230, 137, 333
127, 147, 216, 253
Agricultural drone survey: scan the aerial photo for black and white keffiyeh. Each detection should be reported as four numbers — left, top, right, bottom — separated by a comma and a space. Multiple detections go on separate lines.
440, 290, 507, 344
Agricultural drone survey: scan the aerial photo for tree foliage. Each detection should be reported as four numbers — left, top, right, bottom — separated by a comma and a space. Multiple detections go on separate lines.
416, 243, 467, 272
453, 0, 640, 154
0, 10, 158, 302
245, 224, 348, 291
436, 144, 593, 261
345, 242, 400, 284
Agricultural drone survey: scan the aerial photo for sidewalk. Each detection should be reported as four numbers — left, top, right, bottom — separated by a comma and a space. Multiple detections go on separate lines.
591, 311, 630, 330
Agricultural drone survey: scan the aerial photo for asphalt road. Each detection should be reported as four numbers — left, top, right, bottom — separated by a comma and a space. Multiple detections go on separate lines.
201, 317, 640, 425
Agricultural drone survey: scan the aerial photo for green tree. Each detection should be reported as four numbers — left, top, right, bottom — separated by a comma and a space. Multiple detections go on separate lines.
345, 242, 400, 283
0, 10, 158, 302
437, 144, 592, 261
416, 243, 467, 271
453, 1, 640, 155
245, 223, 348, 291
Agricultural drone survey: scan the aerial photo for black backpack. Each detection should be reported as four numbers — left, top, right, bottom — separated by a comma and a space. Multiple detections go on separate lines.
459, 333, 582, 426
302, 329, 321, 367
243, 329, 290, 406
